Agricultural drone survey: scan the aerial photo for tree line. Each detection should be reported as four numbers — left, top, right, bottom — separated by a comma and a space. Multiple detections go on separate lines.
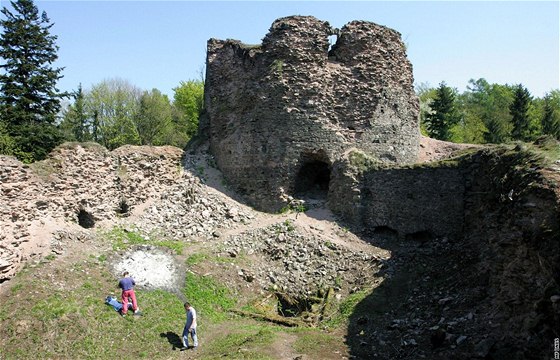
419, 79, 560, 144
59, 78, 203, 151
0, 0, 203, 163
1, 0, 559, 164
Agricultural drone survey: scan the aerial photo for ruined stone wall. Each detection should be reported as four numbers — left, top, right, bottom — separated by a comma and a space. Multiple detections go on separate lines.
361, 166, 464, 240
460, 148, 560, 357
0, 143, 184, 282
204, 16, 420, 211
329, 151, 464, 240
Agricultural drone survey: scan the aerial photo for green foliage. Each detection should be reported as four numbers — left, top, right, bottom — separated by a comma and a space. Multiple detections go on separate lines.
134, 89, 175, 146
85, 78, 142, 150
0, 0, 68, 125
60, 84, 89, 142
449, 109, 487, 144
542, 90, 560, 139
56, 77, 204, 151
465, 78, 514, 143
425, 82, 461, 141
348, 150, 380, 173
416, 78, 557, 145
270, 59, 284, 77
0, 0, 69, 161
173, 79, 204, 139
416, 82, 437, 136
279, 202, 308, 214
510, 84, 533, 141
283, 219, 295, 232
0, 120, 16, 155
10, 122, 63, 163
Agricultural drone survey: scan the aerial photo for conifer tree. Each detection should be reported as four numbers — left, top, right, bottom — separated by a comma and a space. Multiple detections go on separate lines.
542, 92, 560, 139
0, 0, 68, 161
510, 84, 532, 141
60, 84, 89, 142
425, 82, 461, 141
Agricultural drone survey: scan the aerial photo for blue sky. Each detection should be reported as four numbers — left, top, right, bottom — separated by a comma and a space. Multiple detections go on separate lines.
17, 1, 560, 98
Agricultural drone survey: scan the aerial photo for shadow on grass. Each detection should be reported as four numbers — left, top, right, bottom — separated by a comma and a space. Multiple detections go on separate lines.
160, 331, 183, 350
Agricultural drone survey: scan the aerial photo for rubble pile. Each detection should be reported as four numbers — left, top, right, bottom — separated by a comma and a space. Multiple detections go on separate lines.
136, 171, 253, 241
222, 220, 388, 298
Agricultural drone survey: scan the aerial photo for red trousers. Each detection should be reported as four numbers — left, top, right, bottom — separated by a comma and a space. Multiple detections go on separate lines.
121, 289, 138, 314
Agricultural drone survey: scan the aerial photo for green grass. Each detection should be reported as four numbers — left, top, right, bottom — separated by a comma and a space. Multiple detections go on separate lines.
293, 329, 342, 354
184, 272, 236, 322
323, 286, 373, 328
106, 226, 185, 254
529, 136, 560, 165
185, 252, 209, 266
204, 324, 276, 360
0, 258, 202, 359
0, 229, 356, 359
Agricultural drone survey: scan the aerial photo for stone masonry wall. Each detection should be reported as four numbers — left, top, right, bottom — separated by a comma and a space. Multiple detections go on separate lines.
328, 151, 465, 241
361, 166, 464, 240
203, 16, 420, 211
0, 143, 184, 282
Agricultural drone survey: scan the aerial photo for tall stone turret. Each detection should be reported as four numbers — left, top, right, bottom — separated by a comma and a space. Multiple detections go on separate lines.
203, 15, 420, 211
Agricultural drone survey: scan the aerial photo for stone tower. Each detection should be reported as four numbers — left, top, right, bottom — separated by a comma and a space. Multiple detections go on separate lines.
202, 16, 420, 211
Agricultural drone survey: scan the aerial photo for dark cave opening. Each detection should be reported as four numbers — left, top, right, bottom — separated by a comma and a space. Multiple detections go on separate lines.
77, 209, 95, 229
294, 160, 331, 199
372, 226, 399, 241
276, 293, 312, 318
405, 230, 434, 244
116, 198, 130, 216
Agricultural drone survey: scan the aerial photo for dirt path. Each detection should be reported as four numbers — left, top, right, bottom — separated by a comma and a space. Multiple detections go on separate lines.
265, 332, 302, 360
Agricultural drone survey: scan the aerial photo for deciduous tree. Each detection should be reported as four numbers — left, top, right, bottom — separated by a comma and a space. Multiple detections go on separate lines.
85, 78, 141, 149
135, 89, 174, 145
173, 80, 204, 138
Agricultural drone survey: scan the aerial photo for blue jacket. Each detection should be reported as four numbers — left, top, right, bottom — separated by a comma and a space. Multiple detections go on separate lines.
105, 296, 132, 312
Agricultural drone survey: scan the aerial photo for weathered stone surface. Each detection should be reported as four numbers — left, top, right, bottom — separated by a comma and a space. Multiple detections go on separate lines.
0, 144, 185, 282
204, 15, 420, 211
329, 150, 464, 240
221, 220, 386, 298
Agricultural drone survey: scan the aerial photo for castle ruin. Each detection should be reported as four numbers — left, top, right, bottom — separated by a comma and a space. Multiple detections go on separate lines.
203, 16, 420, 211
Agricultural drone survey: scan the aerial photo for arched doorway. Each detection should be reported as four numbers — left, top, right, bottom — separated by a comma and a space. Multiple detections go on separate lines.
294, 160, 331, 200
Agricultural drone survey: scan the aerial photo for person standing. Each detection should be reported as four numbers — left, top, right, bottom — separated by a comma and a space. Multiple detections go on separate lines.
181, 302, 198, 350
118, 271, 139, 316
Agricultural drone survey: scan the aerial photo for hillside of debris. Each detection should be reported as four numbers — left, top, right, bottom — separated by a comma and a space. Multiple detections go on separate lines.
0, 138, 559, 359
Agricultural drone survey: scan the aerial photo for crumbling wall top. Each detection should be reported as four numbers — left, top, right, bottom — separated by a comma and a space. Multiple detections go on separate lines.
261, 16, 335, 63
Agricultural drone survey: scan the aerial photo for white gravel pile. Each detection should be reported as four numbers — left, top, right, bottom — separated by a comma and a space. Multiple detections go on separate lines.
112, 246, 183, 291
